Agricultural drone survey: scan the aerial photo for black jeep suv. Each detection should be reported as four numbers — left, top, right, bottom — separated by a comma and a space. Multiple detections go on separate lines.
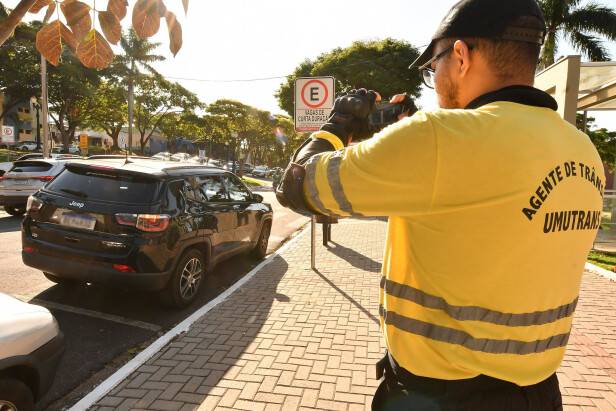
22, 159, 273, 308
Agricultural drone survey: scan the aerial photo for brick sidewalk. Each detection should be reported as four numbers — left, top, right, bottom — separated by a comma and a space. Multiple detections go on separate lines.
92, 219, 616, 411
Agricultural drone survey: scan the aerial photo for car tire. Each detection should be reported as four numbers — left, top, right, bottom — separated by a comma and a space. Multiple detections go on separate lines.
4, 206, 25, 216
160, 249, 205, 308
43, 272, 81, 286
251, 220, 271, 260
0, 377, 35, 411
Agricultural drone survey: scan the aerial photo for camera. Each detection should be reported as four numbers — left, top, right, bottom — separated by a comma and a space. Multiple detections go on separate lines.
368, 97, 418, 134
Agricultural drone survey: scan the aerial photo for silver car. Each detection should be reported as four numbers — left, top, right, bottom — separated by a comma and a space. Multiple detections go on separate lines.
0, 159, 71, 216
0, 293, 64, 410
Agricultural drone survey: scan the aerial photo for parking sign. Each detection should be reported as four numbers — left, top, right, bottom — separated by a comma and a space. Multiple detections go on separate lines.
294, 77, 335, 132
1, 126, 15, 144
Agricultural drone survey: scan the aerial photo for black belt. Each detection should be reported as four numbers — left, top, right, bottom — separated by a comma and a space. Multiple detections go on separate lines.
377, 351, 557, 395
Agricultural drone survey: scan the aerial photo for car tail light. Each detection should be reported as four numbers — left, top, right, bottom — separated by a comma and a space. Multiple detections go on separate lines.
38, 175, 54, 182
26, 195, 43, 213
115, 213, 138, 226
115, 213, 170, 232
136, 214, 170, 232
112, 264, 135, 273
23, 246, 35, 254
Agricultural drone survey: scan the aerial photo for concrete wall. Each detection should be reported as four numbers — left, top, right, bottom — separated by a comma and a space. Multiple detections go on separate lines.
534, 56, 581, 125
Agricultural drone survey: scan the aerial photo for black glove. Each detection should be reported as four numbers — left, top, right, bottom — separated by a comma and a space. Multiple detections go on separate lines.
320, 88, 380, 145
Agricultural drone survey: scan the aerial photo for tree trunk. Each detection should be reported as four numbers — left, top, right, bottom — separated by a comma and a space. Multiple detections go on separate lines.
540, 31, 557, 70
0, 0, 37, 47
61, 127, 74, 152
139, 131, 147, 154
110, 128, 121, 150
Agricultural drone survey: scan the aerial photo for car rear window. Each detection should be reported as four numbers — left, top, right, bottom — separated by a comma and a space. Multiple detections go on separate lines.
46, 168, 162, 204
9, 161, 53, 173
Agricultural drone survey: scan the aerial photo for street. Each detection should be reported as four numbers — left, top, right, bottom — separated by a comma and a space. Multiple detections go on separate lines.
0, 189, 308, 410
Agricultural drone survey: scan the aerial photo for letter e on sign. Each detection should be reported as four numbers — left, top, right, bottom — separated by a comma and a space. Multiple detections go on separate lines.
295, 76, 335, 132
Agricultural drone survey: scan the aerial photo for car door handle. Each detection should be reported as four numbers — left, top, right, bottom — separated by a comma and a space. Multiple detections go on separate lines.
65, 236, 80, 243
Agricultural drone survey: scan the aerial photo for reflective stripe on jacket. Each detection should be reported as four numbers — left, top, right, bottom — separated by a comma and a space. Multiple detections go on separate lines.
303, 98, 604, 385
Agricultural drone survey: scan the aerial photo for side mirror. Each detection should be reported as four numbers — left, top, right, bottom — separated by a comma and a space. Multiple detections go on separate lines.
253, 194, 264, 203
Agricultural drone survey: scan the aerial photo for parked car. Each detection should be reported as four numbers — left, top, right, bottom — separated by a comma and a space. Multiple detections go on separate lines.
16, 153, 43, 161
242, 163, 254, 173
170, 153, 192, 162
151, 152, 172, 161
251, 166, 271, 178
87, 155, 151, 160
0, 159, 71, 216
22, 159, 273, 308
0, 293, 64, 410
15, 141, 39, 152
51, 145, 79, 155
0, 162, 12, 177
206, 159, 223, 168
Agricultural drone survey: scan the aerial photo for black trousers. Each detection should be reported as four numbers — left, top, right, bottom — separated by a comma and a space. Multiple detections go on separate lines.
372, 354, 563, 411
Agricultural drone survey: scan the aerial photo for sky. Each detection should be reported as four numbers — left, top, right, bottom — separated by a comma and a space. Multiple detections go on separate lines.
8, 0, 616, 129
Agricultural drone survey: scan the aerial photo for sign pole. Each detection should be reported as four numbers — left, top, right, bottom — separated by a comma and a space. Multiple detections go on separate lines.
311, 215, 316, 270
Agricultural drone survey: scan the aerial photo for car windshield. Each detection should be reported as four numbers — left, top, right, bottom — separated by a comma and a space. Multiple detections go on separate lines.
46, 168, 162, 204
9, 161, 53, 173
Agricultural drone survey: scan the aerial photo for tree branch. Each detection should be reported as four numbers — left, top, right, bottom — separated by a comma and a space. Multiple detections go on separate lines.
0, 0, 37, 47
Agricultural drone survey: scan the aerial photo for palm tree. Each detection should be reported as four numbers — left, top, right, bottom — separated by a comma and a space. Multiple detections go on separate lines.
539, 0, 616, 69
117, 30, 164, 153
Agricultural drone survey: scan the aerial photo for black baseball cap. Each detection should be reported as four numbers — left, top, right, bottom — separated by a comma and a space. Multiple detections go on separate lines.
410, 0, 546, 68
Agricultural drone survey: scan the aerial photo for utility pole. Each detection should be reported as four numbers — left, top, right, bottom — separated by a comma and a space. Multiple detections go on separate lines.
41, 54, 50, 158
30, 96, 40, 151
39, 10, 51, 159
127, 61, 135, 155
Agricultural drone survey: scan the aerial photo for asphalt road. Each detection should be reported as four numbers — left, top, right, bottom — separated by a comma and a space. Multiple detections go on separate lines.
0, 186, 308, 410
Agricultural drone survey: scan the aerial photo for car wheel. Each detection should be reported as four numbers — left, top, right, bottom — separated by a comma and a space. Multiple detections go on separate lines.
43, 272, 81, 286
4, 206, 25, 217
251, 221, 271, 260
0, 378, 35, 411
161, 249, 205, 308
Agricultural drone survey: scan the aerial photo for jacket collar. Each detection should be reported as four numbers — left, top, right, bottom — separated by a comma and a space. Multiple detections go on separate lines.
465, 85, 558, 111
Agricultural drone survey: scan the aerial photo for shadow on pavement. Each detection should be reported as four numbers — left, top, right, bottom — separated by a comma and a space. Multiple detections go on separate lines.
313, 268, 380, 326
327, 241, 382, 272
33, 254, 262, 410
0, 215, 22, 233
131, 256, 290, 405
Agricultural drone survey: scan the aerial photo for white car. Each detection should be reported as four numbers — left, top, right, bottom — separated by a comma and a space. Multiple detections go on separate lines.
0, 293, 63, 410
51, 145, 79, 155
170, 152, 192, 162
0, 159, 72, 216
17, 142, 39, 151
251, 166, 271, 178
151, 152, 172, 161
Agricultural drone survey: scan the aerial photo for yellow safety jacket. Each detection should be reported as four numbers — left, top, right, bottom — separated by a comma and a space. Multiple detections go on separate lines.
303, 93, 604, 386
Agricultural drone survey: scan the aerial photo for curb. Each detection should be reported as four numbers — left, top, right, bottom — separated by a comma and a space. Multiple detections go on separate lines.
585, 262, 616, 282
69, 225, 309, 410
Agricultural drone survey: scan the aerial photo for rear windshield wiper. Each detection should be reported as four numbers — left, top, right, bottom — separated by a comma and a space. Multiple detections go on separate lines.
59, 188, 88, 198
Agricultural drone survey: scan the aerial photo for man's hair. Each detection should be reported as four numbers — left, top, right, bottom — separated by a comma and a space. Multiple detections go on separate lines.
467, 38, 541, 81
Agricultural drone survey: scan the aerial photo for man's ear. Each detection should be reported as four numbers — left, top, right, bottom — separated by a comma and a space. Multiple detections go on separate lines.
453, 40, 472, 77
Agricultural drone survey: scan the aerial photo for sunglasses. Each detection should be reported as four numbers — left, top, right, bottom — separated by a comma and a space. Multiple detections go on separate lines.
417, 43, 474, 89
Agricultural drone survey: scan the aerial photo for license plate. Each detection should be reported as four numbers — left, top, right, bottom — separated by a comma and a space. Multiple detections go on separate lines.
2, 179, 29, 185
60, 213, 96, 230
